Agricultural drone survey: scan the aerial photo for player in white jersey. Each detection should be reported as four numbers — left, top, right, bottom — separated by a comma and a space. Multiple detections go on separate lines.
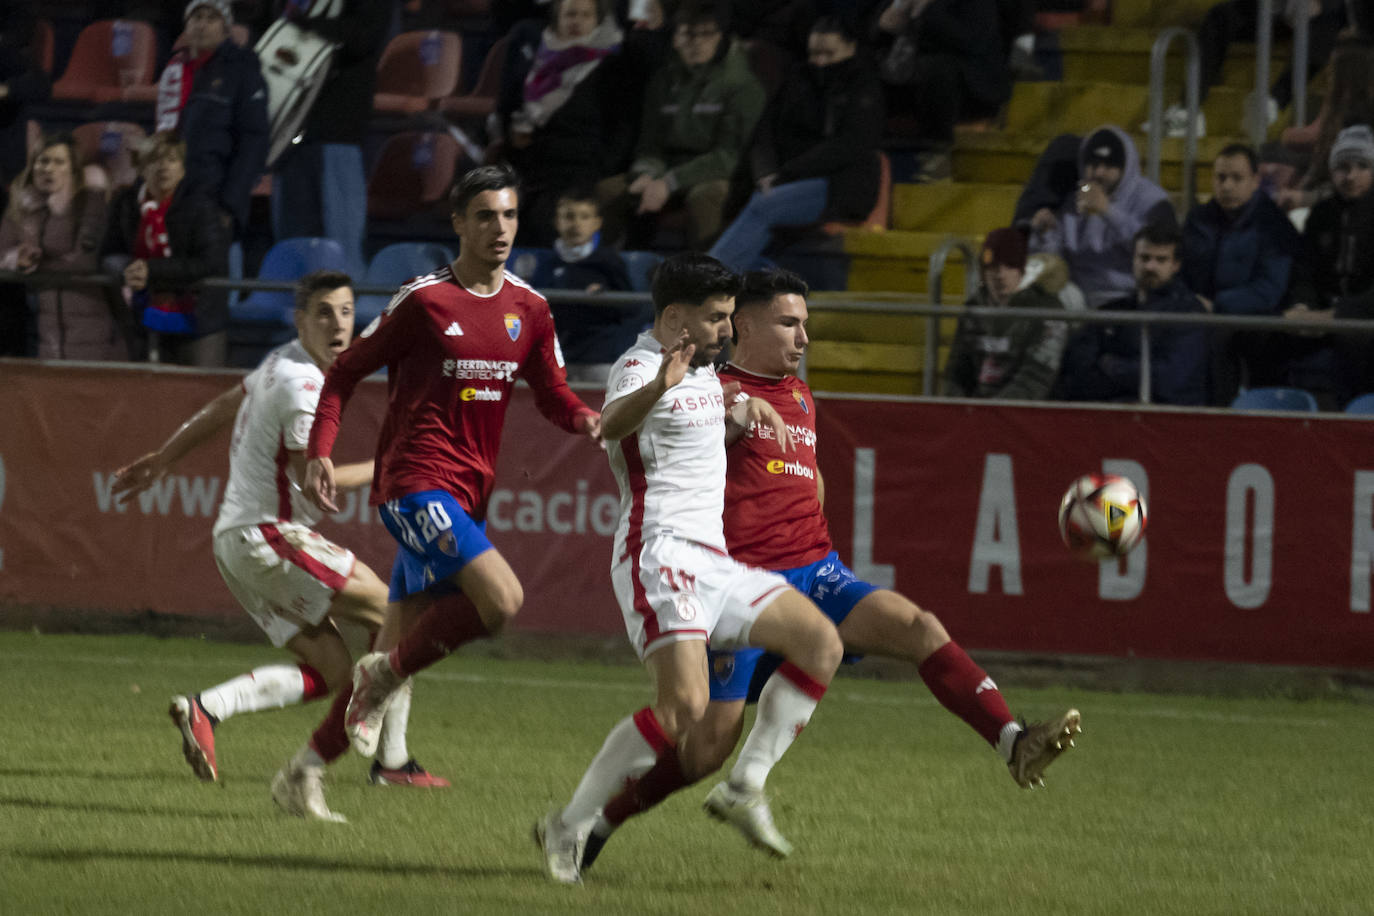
534, 253, 845, 885
112, 271, 447, 824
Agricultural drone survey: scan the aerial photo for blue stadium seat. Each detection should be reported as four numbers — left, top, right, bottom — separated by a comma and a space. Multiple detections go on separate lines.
1230, 387, 1320, 412
357, 242, 455, 327
1343, 393, 1374, 414
508, 247, 555, 285
229, 237, 351, 368
621, 250, 664, 293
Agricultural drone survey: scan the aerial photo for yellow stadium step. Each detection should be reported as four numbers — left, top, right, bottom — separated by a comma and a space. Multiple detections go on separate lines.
1108, 0, 1229, 27
887, 183, 1023, 233
840, 229, 981, 295
1057, 26, 1286, 87
803, 293, 965, 394
1000, 81, 1250, 142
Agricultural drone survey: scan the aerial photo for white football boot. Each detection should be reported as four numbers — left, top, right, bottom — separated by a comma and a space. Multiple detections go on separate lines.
703, 781, 794, 858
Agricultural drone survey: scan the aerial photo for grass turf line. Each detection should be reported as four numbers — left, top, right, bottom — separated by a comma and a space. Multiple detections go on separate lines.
0, 632, 1370, 915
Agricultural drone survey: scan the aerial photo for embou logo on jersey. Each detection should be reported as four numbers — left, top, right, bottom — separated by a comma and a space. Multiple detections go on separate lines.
793, 390, 808, 414
460, 387, 502, 402
504, 313, 521, 342
766, 458, 815, 480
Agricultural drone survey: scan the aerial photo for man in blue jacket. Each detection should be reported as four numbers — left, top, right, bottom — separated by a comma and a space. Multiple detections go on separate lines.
1059, 223, 1209, 406
1181, 143, 1298, 403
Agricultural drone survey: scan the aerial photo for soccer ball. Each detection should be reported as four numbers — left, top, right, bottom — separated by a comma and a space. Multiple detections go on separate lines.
1058, 474, 1148, 559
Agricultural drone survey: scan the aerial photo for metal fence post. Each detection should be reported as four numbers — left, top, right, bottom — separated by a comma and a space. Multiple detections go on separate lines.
1253, 0, 1274, 149
1147, 27, 1201, 209
926, 236, 981, 395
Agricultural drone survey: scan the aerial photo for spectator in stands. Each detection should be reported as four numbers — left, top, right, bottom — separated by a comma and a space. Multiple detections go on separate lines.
0, 132, 123, 361
1278, 41, 1374, 210
1014, 133, 1080, 231
1058, 224, 1208, 406
1031, 125, 1177, 310
872, 0, 1009, 179
707, 15, 883, 272
1158, 0, 1346, 138
101, 131, 231, 367
1285, 125, 1374, 406
596, 1, 766, 250
532, 185, 642, 383
270, 0, 390, 272
941, 227, 1071, 400
497, 0, 626, 246
1182, 143, 1298, 403
154, 0, 269, 241
729, 0, 817, 61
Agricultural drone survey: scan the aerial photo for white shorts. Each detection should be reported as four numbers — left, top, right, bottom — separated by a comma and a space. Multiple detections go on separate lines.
212, 522, 356, 648
612, 534, 791, 660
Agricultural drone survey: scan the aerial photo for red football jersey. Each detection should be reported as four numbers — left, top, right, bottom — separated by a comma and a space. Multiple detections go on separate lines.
720, 363, 833, 569
308, 267, 594, 519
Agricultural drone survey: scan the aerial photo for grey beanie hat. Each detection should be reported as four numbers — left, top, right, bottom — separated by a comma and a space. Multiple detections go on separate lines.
185, 0, 233, 25
1329, 125, 1374, 171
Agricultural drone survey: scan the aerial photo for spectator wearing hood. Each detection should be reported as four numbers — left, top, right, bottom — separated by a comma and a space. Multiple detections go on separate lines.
942, 227, 1071, 400
1031, 126, 1177, 310
595, 0, 766, 250
707, 15, 883, 272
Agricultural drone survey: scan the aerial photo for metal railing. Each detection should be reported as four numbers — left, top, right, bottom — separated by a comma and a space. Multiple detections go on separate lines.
1252, 0, 1313, 146
924, 236, 981, 395
1147, 27, 1201, 209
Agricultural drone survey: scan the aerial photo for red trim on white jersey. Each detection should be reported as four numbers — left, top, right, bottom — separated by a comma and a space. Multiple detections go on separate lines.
258, 524, 348, 592
274, 434, 291, 522
618, 433, 658, 646
749, 583, 788, 608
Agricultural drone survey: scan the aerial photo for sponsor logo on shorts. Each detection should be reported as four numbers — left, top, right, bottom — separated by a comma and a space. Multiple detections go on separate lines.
437, 531, 459, 558
712, 654, 736, 684
460, 387, 503, 402
674, 593, 700, 622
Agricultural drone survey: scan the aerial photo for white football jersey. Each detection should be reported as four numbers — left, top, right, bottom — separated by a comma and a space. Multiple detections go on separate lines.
213, 341, 330, 537
605, 332, 729, 563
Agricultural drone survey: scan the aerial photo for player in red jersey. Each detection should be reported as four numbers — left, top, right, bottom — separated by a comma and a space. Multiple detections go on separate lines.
302, 165, 602, 757
577, 269, 1083, 869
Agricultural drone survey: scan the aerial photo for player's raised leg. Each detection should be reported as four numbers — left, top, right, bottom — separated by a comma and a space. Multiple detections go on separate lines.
836, 590, 1081, 788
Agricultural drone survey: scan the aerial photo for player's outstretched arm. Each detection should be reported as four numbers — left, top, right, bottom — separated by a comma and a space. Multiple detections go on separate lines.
303, 457, 338, 513
331, 459, 375, 490
111, 384, 244, 501
727, 397, 794, 453
600, 331, 694, 442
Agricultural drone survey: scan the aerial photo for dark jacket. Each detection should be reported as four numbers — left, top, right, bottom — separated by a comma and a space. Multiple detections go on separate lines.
176, 39, 270, 235
293, 0, 390, 144
1059, 275, 1208, 406
904, 0, 1010, 109
1289, 189, 1374, 308
102, 180, 232, 335
533, 245, 644, 364
736, 54, 884, 223
1182, 189, 1297, 315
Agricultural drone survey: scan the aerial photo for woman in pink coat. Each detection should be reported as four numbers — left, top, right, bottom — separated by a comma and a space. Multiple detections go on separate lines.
0, 132, 121, 360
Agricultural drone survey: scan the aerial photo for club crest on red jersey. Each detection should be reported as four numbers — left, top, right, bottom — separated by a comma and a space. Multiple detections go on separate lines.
793, 390, 808, 414
504, 313, 521, 341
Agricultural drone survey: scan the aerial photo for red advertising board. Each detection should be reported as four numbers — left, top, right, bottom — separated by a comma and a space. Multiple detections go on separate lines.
2, 360, 1372, 669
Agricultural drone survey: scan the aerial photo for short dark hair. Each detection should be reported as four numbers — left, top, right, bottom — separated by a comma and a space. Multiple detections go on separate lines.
1216, 143, 1258, 172
675, 0, 730, 33
1133, 221, 1182, 259
650, 252, 740, 315
554, 184, 600, 210
810, 15, 859, 45
294, 269, 353, 311
736, 268, 809, 312
449, 163, 521, 215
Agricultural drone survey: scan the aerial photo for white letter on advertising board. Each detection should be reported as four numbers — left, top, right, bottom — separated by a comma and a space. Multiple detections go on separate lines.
852, 448, 895, 589
1099, 459, 1148, 601
1224, 463, 1273, 609
968, 453, 1022, 595
1350, 471, 1374, 613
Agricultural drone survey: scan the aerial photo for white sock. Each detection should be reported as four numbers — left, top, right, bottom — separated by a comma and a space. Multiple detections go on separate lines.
561, 709, 665, 832
729, 666, 824, 793
996, 721, 1025, 763
1014, 33, 1035, 55
292, 743, 327, 771
197, 664, 306, 721
376, 678, 414, 769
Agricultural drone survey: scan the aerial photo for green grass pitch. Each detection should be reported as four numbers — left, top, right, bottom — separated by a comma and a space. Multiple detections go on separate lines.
0, 631, 1370, 915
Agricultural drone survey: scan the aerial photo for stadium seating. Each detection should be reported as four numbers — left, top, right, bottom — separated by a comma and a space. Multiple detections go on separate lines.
34, 19, 54, 75
228, 237, 351, 368
50, 19, 158, 104
124, 25, 255, 103
366, 130, 464, 223
1230, 387, 1320, 412
820, 152, 893, 235
374, 30, 462, 115
441, 35, 507, 120
508, 247, 553, 284
356, 241, 455, 327
620, 250, 663, 294
71, 121, 146, 191
1343, 393, 1374, 415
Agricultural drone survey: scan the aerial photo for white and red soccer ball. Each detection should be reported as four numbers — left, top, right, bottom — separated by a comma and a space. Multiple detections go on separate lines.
1058, 474, 1148, 559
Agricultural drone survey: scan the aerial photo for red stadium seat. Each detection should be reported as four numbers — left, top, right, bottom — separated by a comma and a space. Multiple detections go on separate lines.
819, 151, 892, 234
51, 20, 158, 105
374, 30, 462, 115
441, 35, 507, 120
366, 130, 464, 221
70, 121, 148, 191
34, 19, 55, 75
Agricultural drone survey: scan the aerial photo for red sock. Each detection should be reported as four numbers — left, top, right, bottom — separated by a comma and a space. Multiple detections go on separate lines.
917, 642, 1014, 746
602, 748, 691, 828
308, 685, 352, 763
297, 663, 329, 701
389, 591, 490, 677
